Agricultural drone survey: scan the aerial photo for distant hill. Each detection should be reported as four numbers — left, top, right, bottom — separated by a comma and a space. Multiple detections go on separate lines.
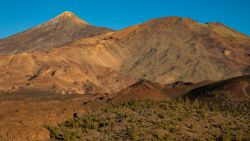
113, 17, 250, 83
111, 80, 169, 103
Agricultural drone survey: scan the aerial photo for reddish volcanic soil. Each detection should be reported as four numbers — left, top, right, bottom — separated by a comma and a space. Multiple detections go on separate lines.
0, 91, 108, 141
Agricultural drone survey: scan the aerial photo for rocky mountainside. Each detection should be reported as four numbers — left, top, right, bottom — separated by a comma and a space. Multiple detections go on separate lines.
0, 12, 250, 94
112, 17, 250, 83
0, 50, 134, 94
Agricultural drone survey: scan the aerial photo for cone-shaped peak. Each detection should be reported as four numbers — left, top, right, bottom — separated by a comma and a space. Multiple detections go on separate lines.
61, 11, 74, 16
52, 11, 90, 26
57, 11, 76, 18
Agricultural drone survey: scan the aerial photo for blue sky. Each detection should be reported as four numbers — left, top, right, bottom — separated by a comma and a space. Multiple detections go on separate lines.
0, 0, 249, 38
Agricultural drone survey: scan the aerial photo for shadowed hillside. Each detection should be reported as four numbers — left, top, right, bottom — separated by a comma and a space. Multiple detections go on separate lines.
184, 75, 250, 116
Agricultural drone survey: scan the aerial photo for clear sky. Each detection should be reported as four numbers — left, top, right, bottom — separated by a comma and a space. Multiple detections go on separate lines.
0, 0, 249, 39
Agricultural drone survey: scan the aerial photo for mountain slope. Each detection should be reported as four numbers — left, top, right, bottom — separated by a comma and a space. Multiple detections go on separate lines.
0, 50, 135, 94
112, 17, 250, 83
0, 11, 112, 54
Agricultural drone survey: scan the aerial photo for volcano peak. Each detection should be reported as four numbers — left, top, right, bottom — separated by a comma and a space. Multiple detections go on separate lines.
58, 11, 75, 17
52, 11, 89, 25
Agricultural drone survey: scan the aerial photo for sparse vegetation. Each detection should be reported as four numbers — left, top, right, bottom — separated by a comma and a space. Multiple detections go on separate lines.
196, 90, 250, 118
46, 99, 250, 141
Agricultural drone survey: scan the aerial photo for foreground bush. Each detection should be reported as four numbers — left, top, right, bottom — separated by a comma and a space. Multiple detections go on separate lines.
47, 99, 250, 141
